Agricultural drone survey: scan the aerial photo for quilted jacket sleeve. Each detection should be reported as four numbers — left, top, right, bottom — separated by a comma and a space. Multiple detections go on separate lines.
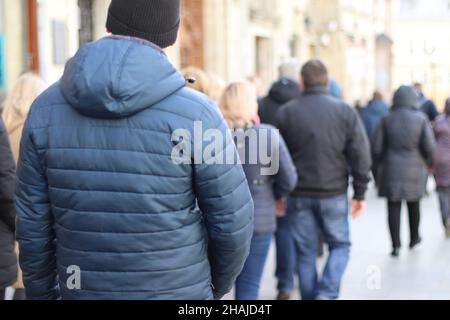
15, 115, 60, 300
194, 103, 254, 300
0, 119, 16, 233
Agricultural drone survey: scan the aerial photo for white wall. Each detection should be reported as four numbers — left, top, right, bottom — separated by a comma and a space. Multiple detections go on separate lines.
37, 0, 79, 84
393, 20, 450, 107
2, 0, 27, 90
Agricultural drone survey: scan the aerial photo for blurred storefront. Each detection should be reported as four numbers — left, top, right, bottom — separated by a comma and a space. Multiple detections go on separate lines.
303, 0, 394, 104
6, 0, 444, 107
0, 0, 79, 92
393, 0, 450, 109
179, 0, 313, 89
0, 0, 28, 96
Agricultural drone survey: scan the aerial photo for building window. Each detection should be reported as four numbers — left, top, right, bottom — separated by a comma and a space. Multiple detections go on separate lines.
52, 20, 68, 65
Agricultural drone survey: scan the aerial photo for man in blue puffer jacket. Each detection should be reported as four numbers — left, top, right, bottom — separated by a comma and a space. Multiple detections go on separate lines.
15, 0, 253, 300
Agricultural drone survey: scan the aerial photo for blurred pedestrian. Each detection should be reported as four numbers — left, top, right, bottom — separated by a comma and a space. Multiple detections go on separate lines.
372, 86, 436, 257
15, 0, 253, 300
414, 83, 440, 123
361, 91, 389, 140
1, 72, 45, 300
219, 81, 297, 300
0, 118, 17, 300
432, 97, 450, 237
257, 60, 301, 300
328, 79, 342, 99
276, 60, 371, 300
258, 60, 301, 127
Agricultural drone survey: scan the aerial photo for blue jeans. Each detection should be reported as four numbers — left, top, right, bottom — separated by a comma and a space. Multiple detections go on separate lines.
235, 234, 272, 300
275, 216, 296, 293
287, 195, 351, 300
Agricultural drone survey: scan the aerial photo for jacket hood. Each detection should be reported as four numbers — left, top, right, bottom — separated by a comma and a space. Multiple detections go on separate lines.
268, 78, 301, 104
60, 36, 186, 119
392, 86, 419, 110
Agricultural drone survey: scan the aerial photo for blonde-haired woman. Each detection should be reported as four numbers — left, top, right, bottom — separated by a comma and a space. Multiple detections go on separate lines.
219, 81, 297, 300
3, 73, 46, 161
2, 73, 46, 300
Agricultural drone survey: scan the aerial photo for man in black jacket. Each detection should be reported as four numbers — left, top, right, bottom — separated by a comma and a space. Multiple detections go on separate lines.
276, 60, 371, 300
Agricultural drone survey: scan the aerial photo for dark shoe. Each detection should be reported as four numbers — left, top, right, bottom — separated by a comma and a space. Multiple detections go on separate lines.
409, 237, 422, 249
391, 248, 400, 257
277, 291, 291, 300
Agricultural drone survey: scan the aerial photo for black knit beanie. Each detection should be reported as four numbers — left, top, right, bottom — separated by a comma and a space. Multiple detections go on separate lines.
106, 0, 181, 48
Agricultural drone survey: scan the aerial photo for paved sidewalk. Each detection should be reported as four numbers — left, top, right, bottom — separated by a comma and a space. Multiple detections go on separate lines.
226, 186, 450, 300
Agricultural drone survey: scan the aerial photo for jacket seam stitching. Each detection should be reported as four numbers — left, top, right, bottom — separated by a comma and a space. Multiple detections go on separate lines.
54, 220, 201, 235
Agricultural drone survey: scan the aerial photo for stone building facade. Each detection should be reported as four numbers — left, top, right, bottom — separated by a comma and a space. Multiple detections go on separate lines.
304, 0, 394, 103
392, 0, 450, 108
1, 0, 399, 104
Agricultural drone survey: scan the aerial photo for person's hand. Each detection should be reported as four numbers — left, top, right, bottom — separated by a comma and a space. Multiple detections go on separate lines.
351, 200, 366, 219
276, 199, 286, 218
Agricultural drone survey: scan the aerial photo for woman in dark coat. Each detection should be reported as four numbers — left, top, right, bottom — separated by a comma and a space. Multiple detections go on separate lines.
433, 98, 450, 237
372, 86, 436, 257
0, 118, 17, 299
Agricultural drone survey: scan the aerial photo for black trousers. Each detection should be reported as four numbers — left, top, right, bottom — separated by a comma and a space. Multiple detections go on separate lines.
0, 288, 5, 300
388, 201, 421, 249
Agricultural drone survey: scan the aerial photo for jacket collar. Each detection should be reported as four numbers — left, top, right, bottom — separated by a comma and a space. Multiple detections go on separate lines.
107, 35, 166, 56
302, 85, 328, 96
